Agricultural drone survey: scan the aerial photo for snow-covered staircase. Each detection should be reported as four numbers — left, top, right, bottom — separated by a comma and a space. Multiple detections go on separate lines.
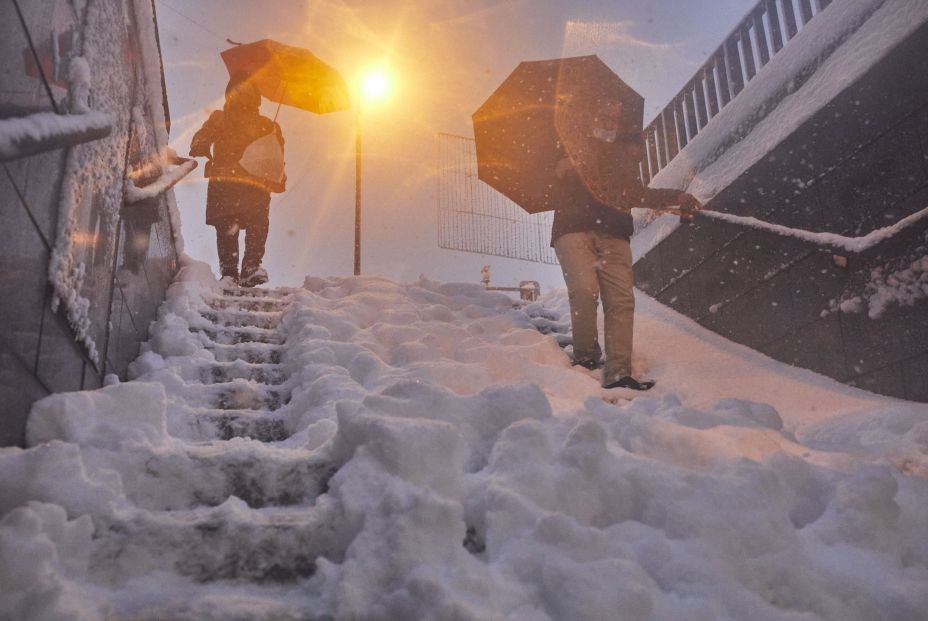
97, 286, 346, 592
168, 289, 295, 443
4, 275, 360, 619
6, 261, 928, 621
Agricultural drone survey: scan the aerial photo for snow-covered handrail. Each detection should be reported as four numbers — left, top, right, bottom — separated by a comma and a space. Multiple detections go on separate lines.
0, 111, 112, 162
640, 0, 834, 181
125, 157, 197, 204
699, 205, 928, 253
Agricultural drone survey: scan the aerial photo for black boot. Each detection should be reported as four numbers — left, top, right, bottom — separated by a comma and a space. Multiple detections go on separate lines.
603, 376, 655, 391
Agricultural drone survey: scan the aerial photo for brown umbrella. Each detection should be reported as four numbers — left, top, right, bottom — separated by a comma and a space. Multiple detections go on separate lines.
472, 55, 644, 213
221, 39, 351, 114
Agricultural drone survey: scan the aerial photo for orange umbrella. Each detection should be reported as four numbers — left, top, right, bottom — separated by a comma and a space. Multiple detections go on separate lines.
221, 39, 350, 114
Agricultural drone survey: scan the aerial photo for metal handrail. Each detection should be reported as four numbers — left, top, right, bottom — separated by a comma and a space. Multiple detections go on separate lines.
640, 0, 833, 182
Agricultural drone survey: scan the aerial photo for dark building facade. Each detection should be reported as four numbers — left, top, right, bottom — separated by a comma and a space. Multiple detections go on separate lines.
635, 11, 928, 401
1, 0, 185, 446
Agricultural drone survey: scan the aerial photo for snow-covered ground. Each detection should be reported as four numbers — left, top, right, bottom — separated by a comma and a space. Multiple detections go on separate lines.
2, 257, 927, 621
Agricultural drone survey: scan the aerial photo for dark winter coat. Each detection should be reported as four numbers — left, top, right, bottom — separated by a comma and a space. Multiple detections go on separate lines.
190, 108, 285, 226
550, 177, 636, 243
549, 153, 684, 245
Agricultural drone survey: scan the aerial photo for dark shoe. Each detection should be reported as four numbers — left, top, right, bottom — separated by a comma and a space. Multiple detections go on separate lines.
572, 358, 603, 371
603, 376, 655, 391
240, 265, 268, 288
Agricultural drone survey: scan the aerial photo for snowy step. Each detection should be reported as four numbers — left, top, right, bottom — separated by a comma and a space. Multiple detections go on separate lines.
203, 382, 290, 412
106, 589, 326, 621
207, 296, 289, 313
199, 308, 283, 330
191, 326, 286, 346
92, 504, 339, 584
117, 445, 335, 510
221, 287, 293, 300
206, 342, 284, 364
194, 361, 289, 385
179, 409, 291, 442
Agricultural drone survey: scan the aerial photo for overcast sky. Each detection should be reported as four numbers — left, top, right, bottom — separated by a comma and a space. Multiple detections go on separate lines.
156, 0, 757, 290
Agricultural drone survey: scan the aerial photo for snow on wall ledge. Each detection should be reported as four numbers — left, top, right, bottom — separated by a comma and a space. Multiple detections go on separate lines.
0, 111, 112, 162
634, 0, 928, 259
1, 257, 927, 620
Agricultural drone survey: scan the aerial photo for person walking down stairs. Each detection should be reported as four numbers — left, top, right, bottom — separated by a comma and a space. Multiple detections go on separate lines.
189, 73, 287, 287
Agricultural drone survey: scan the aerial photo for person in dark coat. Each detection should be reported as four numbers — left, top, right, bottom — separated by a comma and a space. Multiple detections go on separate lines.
552, 134, 701, 391
189, 73, 285, 286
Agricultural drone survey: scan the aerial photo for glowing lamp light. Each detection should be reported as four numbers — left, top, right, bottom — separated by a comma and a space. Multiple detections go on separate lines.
360, 70, 390, 103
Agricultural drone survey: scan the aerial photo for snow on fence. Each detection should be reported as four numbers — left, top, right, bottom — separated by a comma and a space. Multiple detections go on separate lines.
639, 0, 834, 181
437, 132, 559, 265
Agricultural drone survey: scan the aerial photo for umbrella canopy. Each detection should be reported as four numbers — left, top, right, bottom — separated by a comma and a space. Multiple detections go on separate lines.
472, 55, 644, 213
221, 39, 351, 114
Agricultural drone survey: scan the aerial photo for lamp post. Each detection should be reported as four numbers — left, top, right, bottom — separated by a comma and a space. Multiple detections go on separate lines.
354, 70, 389, 276
354, 100, 362, 276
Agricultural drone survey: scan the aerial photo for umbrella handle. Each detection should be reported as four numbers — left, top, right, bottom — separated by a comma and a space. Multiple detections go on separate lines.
272, 79, 286, 123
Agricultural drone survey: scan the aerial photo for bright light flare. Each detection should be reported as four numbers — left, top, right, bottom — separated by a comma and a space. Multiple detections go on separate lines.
360, 70, 391, 103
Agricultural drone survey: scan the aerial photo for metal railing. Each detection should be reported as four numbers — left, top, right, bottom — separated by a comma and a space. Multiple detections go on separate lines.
640, 0, 833, 181
437, 132, 559, 265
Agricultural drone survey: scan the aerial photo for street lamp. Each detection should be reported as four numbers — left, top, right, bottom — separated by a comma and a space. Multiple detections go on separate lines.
354, 69, 391, 276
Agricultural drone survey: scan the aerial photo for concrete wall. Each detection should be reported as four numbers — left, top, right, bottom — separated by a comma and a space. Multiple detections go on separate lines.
634, 21, 928, 401
0, 0, 178, 446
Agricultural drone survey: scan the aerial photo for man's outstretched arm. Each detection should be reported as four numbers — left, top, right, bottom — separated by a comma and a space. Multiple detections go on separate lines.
617, 184, 703, 216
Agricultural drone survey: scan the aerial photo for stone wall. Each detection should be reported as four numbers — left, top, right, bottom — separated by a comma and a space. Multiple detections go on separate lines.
0, 0, 178, 446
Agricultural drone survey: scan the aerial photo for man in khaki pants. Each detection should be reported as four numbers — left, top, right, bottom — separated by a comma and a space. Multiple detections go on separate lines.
553, 157, 701, 390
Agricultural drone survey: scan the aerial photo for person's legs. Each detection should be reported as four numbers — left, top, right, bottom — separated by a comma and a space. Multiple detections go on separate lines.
241, 191, 271, 282
215, 221, 241, 280
594, 234, 635, 385
554, 232, 603, 366
242, 207, 269, 274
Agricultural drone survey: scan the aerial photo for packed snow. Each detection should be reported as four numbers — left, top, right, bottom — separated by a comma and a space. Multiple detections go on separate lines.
2, 256, 926, 621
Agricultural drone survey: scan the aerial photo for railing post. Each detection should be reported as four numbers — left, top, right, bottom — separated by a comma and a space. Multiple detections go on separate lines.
781, 0, 799, 39
646, 130, 659, 179
766, 0, 785, 52
705, 63, 720, 117
662, 107, 680, 161
753, 8, 771, 66
740, 26, 757, 80
693, 80, 708, 130
672, 97, 688, 149
654, 116, 668, 169
798, 0, 814, 25
682, 87, 698, 140
714, 49, 732, 106
725, 37, 745, 98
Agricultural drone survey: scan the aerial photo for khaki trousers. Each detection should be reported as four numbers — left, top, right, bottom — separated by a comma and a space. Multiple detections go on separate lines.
554, 232, 635, 385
